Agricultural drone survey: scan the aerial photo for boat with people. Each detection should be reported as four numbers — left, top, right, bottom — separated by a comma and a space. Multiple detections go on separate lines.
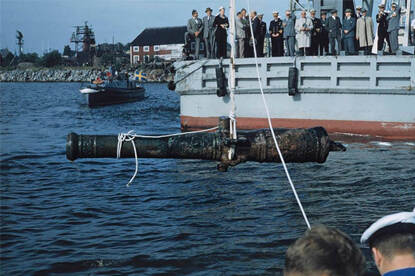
80, 68, 146, 107
170, 0, 415, 141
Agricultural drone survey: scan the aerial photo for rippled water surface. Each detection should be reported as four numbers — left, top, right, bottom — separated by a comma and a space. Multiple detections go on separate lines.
1, 82, 414, 275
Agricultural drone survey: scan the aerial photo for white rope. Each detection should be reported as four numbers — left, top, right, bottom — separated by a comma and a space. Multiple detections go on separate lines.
247, 0, 311, 229
116, 127, 219, 186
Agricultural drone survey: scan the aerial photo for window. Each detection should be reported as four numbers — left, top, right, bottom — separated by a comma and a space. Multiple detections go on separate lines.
154, 45, 160, 52
133, 55, 140, 63
133, 46, 139, 52
143, 46, 150, 52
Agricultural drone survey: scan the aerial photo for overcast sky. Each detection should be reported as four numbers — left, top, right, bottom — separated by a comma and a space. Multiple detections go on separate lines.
1, 0, 371, 55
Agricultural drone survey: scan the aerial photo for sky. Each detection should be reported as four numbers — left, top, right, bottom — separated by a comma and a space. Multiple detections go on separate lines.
1, 0, 289, 54
1, 0, 372, 55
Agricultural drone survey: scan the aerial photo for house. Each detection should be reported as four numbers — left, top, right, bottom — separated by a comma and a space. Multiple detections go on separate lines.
130, 26, 205, 64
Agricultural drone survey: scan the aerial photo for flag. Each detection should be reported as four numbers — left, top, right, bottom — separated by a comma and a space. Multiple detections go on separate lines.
134, 70, 147, 82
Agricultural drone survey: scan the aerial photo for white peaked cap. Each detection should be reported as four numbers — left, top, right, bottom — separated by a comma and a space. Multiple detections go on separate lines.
219, 6, 225, 11
361, 208, 415, 245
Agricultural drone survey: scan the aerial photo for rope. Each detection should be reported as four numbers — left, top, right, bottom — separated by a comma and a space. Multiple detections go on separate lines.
246, 0, 311, 229
116, 127, 219, 186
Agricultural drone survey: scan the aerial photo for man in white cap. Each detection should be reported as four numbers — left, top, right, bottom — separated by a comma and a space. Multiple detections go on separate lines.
361, 208, 415, 276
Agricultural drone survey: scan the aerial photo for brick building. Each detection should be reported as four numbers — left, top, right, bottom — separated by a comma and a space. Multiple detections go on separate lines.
130, 26, 207, 64
130, 26, 186, 64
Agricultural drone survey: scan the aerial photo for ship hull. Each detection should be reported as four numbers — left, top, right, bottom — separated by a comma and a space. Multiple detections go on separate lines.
181, 116, 414, 141
174, 56, 415, 141
84, 87, 145, 107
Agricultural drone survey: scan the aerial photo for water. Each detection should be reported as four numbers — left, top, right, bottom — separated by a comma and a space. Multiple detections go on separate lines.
0, 82, 414, 275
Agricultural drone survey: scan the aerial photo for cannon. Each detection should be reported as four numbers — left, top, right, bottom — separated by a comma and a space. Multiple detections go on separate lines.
66, 117, 345, 171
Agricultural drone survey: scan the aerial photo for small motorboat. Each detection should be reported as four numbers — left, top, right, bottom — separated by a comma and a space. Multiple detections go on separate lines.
80, 74, 145, 107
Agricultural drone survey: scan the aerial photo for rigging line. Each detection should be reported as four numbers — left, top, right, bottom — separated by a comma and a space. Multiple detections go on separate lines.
246, 0, 311, 229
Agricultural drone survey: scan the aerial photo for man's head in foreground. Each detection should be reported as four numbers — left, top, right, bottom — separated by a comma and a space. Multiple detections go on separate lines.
284, 225, 366, 276
361, 209, 415, 275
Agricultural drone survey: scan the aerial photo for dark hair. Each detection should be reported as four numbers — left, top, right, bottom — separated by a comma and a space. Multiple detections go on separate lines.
237, 12, 241, 16
372, 232, 415, 259
241, 8, 247, 12
192, 10, 197, 15
284, 225, 366, 276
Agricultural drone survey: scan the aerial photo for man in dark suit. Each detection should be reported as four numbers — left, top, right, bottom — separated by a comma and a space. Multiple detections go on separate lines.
257, 14, 267, 57
241, 8, 250, 57
251, 11, 261, 57
343, 9, 356, 55
376, 4, 391, 54
320, 11, 329, 55
309, 9, 322, 56
203, 8, 215, 59
269, 11, 284, 57
185, 10, 203, 59
327, 9, 342, 55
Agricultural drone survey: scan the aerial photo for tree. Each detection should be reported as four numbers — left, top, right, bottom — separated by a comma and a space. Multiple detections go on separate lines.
0, 50, 15, 67
63, 45, 74, 57
19, 52, 40, 63
41, 50, 62, 67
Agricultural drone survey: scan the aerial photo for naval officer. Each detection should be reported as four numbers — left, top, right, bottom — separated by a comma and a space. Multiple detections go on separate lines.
387, 2, 402, 54
361, 209, 415, 276
269, 11, 284, 57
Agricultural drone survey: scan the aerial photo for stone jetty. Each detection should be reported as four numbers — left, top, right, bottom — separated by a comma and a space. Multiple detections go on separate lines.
0, 64, 173, 83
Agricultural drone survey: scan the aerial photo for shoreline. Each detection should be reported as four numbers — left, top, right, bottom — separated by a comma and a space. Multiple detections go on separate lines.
0, 66, 173, 83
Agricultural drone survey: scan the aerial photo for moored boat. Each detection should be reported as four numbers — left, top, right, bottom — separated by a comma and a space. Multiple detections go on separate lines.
173, 55, 415, 141
80, 78, 145, 107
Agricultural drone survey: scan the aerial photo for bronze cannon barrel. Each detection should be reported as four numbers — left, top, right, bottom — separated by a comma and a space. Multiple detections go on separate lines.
67, 119, 345, 169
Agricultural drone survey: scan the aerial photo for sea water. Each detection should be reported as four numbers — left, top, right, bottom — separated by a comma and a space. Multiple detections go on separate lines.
1, 82, 414, 275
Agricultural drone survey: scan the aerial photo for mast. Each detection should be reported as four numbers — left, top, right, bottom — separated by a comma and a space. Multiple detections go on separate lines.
228, 0, 237, 160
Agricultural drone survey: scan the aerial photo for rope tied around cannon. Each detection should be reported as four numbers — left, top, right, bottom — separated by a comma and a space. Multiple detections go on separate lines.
116, 127, 219, 186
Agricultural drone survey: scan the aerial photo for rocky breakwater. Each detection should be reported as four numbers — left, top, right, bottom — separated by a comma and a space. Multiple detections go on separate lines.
0, 66, 174, 83
0, 68, 101, 82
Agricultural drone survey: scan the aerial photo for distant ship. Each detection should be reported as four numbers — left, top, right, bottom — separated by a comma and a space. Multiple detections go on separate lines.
172, 0, 415, 141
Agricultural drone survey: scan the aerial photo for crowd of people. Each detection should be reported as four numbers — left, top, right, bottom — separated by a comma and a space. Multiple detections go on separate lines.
184, 3, 411, 59
284, 209, 415, 276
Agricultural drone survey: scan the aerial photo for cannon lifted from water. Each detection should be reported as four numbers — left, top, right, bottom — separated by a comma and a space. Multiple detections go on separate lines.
66, 117, 346, 171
